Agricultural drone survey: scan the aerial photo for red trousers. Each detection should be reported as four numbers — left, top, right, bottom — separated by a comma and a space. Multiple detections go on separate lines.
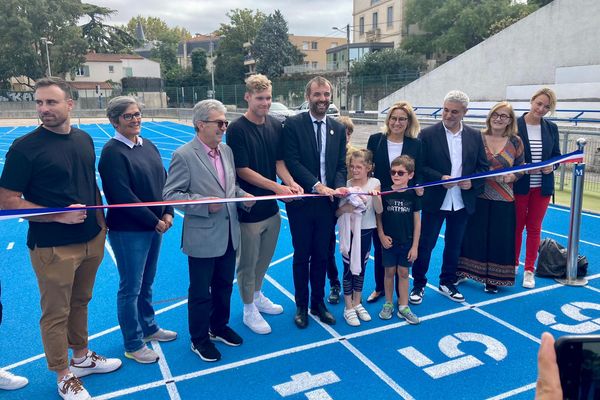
514, 188, 551, 272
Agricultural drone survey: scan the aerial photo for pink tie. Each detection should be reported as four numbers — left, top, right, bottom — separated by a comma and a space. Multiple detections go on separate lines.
209, 148, 225, 187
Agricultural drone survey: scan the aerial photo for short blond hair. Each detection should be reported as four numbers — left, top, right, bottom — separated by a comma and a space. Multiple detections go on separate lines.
531, 87, 557, 114
483, 101, 518, 137
383, 101, 420, 138
337, 116, 354, 133
245, 74, 272, 94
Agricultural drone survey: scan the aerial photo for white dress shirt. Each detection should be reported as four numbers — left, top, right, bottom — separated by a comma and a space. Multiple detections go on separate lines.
310, 113, 327, 187
440, 122, 465, 211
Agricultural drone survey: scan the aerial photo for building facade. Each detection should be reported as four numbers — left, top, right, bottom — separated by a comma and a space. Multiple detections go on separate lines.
353, 0, 407, 48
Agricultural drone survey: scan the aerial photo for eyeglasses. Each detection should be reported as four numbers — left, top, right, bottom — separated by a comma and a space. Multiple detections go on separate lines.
390, 169, 408, 176
491, 112, 512, 121
121, 112, 142, 120
201, 120, 229, 129
389, 117, 409, 123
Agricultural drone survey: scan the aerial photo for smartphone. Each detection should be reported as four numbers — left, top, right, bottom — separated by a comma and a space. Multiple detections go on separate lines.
555, 335, 600, 400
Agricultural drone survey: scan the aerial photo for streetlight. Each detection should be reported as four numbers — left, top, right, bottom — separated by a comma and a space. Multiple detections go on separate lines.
332, 24, 350, 112
195, 32, 216, 98
41, 37, 53, 77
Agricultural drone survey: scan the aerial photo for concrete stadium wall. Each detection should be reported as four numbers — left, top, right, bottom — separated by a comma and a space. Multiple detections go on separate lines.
379, 0, 600, 112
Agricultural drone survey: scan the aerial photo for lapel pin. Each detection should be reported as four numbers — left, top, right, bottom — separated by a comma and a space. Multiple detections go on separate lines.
329, 129, 334, 135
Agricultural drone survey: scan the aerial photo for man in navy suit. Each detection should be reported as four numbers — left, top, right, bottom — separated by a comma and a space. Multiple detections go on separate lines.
283, 76, 349, 328
409, 90, 488, 305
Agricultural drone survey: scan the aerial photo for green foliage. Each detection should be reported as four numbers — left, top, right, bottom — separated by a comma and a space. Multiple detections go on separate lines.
124, 16, 191, 42
253, 10, 304, 78
214, 8, 266, 84
402, 0, 538, 60
80, 4, 139, 53
528, 0, 553, 7
0, 0, 87, 86
350, 48, 424, 77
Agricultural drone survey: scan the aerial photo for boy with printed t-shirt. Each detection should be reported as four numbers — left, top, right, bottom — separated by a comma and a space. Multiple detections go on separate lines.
375, 155, 421, 324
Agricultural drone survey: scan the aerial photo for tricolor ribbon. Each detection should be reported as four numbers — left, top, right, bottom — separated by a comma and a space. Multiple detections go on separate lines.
0, 150, 584, 221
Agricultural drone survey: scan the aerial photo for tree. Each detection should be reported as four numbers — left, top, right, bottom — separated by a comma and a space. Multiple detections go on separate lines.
252, 10, 304, 78
0, 0, 88, 86
124, 16, 191, 42
214, 8, 266, 84
402, 0, 535, 60
350, 48, 424, 78
80, 4, 138, 53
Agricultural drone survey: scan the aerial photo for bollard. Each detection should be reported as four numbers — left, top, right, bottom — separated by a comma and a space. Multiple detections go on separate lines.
556, 138, 588, 286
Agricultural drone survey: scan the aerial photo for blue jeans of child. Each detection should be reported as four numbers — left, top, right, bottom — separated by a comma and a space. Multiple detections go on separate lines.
109, 230, 162, 352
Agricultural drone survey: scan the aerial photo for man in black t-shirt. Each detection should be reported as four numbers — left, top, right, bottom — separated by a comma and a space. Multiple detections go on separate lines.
0, 77, 121, 399
226, 74, 302, 335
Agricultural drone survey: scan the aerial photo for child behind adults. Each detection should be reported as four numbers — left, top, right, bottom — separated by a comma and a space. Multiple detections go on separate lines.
336, 150, 382, 326
375, 155, 421, 324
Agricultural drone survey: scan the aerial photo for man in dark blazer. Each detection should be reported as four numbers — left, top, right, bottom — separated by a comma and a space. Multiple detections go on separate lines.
409, 90, 489, 305
283, 76, 349, 328
163, 99, 254, 362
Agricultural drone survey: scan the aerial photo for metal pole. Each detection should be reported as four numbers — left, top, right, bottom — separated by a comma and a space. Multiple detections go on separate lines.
345, 23, 350, 113
41, 38, 52, 76
556, 138, 588, 286
210, 38, 215, 95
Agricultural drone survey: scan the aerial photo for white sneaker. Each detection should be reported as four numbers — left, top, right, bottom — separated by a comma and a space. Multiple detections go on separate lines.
343, 308, 360, 327
523, 271, 536, 289
0, 369, 28, 390
69, 351, 122, 378
124, 345, 159, 364
254, 292, 283, 315
143, 328, 178, 343
354, 303, 372, 322
243, 304, 272, 334
58, 373, 90, 400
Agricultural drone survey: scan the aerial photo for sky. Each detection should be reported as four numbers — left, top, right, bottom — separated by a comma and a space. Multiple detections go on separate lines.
89, 0, 353, 39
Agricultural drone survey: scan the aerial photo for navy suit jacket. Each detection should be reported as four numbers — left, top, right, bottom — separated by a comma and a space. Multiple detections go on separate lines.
283, 111, 347, 194
419, 122, 488, 214
367, 132, 422, 191
513, 114, 561, 196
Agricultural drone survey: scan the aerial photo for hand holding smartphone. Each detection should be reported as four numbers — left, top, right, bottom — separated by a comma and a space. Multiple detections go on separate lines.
555, 335, 600, 400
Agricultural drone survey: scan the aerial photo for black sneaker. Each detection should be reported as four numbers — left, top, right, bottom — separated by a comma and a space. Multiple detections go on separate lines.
438, 283, 465, 302
209, 326, 243, 347
408, 287, 424, 305
327, 285, 341, 304
484, 283, 498, 294
191, 342, 221, 362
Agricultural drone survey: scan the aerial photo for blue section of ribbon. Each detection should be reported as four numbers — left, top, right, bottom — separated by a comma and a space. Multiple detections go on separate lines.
0, 149, 584, 221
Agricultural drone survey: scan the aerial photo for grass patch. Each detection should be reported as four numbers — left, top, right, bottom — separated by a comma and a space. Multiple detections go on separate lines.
552, 189, 600, 213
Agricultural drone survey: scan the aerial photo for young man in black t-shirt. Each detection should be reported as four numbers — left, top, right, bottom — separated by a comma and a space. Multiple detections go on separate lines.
226, 74, 302, 335
0, 77, 121, 399
375, 155, 421, 325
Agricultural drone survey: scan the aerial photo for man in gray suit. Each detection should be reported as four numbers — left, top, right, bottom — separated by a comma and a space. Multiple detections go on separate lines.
163, 99, 254, 362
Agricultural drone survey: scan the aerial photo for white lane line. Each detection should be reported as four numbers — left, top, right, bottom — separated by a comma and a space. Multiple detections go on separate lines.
146, 121, 195, 136
548, 205, 599, 219
541, 229, 599, 247
6, 242, 14, 250
264, 268, 415, 399
150, 342, 181, 400
95, 124, 113, 139
141, 126, 188, 144
472, 308, 541, 344
487, 383, 537, 399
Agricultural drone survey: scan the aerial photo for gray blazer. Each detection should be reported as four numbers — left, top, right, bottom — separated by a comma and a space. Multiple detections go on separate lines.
163, 137, 248, 258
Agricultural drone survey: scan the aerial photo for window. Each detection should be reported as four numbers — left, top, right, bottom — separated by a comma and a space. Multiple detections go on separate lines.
302, 41, 309, 50
108, 65, 114, 73
312, 61, 318, 69
371, 0, 380, 4
372, 12, 378, 30
123, 67, 133, 77
387, 6, 393, 28
330, 42, 338, 48
311, 41, 318, 50
75, 66, 90, 77
359, 17, 365, 35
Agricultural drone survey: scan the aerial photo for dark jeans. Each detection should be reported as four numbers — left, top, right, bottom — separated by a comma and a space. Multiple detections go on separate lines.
412, 209, 469, 288
109, 230, 162, 352
188, 237, 236, 347
286, 197, 335, 308
326, 231, 340, 288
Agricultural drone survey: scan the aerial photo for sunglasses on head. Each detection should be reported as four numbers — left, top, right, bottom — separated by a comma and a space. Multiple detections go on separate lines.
121, 112, 142, 120
390, 169, 408, 176
201, 120, 229, 129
